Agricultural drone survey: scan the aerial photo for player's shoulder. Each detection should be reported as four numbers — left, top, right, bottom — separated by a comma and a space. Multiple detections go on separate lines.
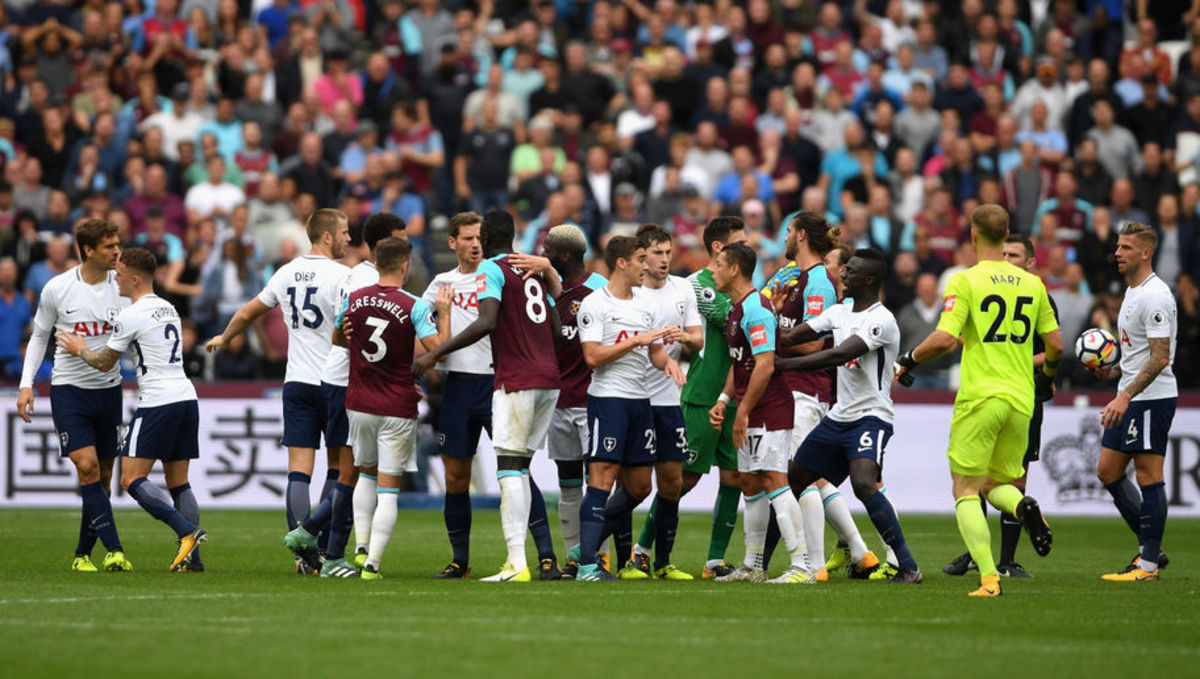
40, 267, 80, 298
583, 272, 608, 291
1141, 273, 1175, 300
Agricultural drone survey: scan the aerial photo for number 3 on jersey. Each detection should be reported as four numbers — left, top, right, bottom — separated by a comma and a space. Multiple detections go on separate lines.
361, 317, 389, 363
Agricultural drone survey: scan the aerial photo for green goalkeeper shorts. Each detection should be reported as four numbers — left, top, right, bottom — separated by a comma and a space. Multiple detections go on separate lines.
682, 401, 738, 474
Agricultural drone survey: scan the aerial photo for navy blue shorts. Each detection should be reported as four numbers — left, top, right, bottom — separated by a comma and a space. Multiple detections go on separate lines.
321, 382, 349, 449
1100, 397, 1177, 456
793, 416, 893, 486
438, 373, 494, 459
50, 384, 123, 458
281, 382, 327, 449
122, 400, 200, 461
652, 405, 688, 463
587, 395, 655, 466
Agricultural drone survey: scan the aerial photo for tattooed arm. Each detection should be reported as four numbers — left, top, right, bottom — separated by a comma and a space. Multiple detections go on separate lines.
56, 331, 122, 373
1100, 337, 1170, 429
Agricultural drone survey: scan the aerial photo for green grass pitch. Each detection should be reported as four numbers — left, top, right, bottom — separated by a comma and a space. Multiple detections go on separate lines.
1, 508, 1197, 678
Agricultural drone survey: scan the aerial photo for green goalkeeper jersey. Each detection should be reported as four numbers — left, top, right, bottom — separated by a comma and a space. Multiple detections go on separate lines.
681, 267, 733, 407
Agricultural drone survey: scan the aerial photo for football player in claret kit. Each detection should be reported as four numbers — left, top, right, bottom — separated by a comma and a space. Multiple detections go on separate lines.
897, 204, 1061, 597
414, 211, 562, 583
539, 224, 607, 577
423, 212, 561, 580
59, 247, 207, 572
289, 213, 411, 578
334, 237, 443, 579
627, 224, 702, 580
709, 243, 813, 584
777, 248, 922, 584
573, 236, 686, 582
18, 219, 130, 572
206, 209, 350, 573
1092, 223, 1178, 582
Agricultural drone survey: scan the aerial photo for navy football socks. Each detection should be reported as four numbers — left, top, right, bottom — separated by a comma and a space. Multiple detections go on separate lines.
527, 476, 556, 560
316, 469, 338, 553
863, 490, 918, 572
170, 483, 202, 567
285, 471, 311, 531
324, 482, 355, 562
1105, 477, 1143, 535
579, 486, 609, 566
129, 478, 194, 538
1139, 482, 1167, 566
80, 481, 122, 552
653, 495, 680, 570
444, 491, 471, 566
761, 505, 781, 569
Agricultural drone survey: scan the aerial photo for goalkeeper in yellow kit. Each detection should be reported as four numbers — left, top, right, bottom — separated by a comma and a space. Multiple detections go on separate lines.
895, 204, 1064, 597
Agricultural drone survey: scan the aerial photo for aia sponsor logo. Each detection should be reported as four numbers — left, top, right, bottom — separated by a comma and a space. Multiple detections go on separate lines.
1121, 328, 1132, 347
615, 330, 642, 343
72, 321, 113, 336
454, 292, 479, 310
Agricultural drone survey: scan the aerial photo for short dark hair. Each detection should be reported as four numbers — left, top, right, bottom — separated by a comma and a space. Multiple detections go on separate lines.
374, 237, 412, 273
720, 242, 757, 280
791, 211, 835, 256
74, 219, 119, 260
604, 235, 642, 271
306, 208, 348, 243
448, 211, 482, 238
636, 223, 672, 249
703, 216, 745, 255
851, 247, 888, 283
120, 246, 158, 278
362, 212, 407, 251
1005, 233, 1035, 261
481, 210, 515, 254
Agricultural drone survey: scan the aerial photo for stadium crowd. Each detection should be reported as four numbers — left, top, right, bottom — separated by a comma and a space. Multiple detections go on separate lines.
1, 0, 1199, 389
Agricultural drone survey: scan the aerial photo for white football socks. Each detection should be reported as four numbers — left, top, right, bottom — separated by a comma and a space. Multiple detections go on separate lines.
798, 486, 825, 571
365, 488, 398, 570
558, 483, 583, 554
820, 483, 869, 561
498, 472, 530, 570
743, 493, 769, 569
353, 473, 377, 552
769, 487, 809, 571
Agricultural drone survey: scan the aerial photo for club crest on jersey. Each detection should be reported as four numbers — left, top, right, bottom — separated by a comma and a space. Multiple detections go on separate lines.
570, 300, 581, 315
942, 295, 956, 312
749, 324, 768, 347
806, 296, 824, 315
106, 308, 120, 323
603, 436, 617, 452
58, 431, 69, 453
675, 301, 686, 315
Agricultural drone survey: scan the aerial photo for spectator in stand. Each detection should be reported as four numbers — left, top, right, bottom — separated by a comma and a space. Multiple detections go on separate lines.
1077, 205, 1119, 295
940, 137, 986, 210
883, 250, 919, 313
893, 80, 940, 163
185, 154, 246, 224
934, 61, 983, 135
13, 158, 51, 221
233, 121, 277, 199
279, 131, 333, 207
818, 121, 888, 219
1152, 193, 1199, 291
465, 63, 527, 134
1050, 262, 1093, 347
1073, 138, 1115, 208
1107, 178, 1151, 231
455, 97, 515, 216
1032, 172, 1094, 253
39, 191, 73, 237
1132, 143, 1180, 216
127, 164, 187, 238
897, 272, 956, 389
0, 256, 29, 379
1086, 98, 1141, 180
1067, 58, 1124, 150
713, 145, 774, 213
510, 114, 564, 185
1012, 58, 1066, 132
1016, 100, 1067, 165
910, 185, 962, 269
634, 99, 675, 184
1176, 274, 1200, 388
819, 42, 864, 101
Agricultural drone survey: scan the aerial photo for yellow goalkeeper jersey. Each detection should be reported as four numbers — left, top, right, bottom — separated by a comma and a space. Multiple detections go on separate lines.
935, 259, 1059, 416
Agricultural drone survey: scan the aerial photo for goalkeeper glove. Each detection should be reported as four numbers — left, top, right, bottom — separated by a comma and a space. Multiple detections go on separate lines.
1034, 369, 1055, 403
894, 350, 917, 388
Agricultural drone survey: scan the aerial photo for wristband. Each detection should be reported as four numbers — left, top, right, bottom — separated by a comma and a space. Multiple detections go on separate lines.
717, 393, 731, 405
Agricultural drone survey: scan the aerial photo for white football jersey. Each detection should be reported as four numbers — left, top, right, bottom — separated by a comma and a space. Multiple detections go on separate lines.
806, 302, 900, 424
637, 276, 701, 406
578, 286, 654, 399
422, 266, 493, 375
107, 294, 196, 407
25, 267, 129, 390
257, 254, 349, 385
1117, 273, 1177, 401
322, 260, 380, 387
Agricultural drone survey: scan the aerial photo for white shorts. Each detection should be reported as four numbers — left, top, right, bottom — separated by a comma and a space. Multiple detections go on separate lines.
347, 410, 417, 476
790, 391, 829, 454
548, 407, 589, 461
492, 388, 559, 455
737, 427, 792, 473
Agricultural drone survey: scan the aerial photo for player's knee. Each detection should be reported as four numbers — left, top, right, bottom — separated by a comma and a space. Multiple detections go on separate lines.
1096, 465, 1122, 485
74, 458, 101, 484
626, 478, 652, 503
850, 475, 876, 503
786, 464, 813, 492
119, 470, 143, 492
657, 476, 682, 500
682, 470, 702, 490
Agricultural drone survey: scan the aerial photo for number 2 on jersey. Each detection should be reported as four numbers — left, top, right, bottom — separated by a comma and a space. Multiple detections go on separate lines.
980, 294, 1033, 344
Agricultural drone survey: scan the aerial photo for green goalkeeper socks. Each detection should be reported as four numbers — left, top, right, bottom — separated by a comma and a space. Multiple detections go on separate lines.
708, 483, 742, 562
986, 484, 1024, 516
955, 495, 997, 577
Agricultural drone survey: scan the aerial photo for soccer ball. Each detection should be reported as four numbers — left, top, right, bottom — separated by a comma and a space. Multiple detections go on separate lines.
1074, 328, 1118, 369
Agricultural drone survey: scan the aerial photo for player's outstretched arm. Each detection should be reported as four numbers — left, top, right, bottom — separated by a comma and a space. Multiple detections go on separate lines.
778, 321, 820, 349
206, 298, 271, 353
1101, 336, 1170, 428
776, 335, 869, 373
56, 331, 122, 373
413, 297, 499, 377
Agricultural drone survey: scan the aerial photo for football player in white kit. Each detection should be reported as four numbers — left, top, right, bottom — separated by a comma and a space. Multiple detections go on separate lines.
287, 213, 413, 577
574, 236, 686, 582
58, 247, 207, 572
206, 208, 350, 573
1093, 223, 1178, 582
18, 219, 131, 572
628, 224, 702, 579
778, 248, 922, 584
